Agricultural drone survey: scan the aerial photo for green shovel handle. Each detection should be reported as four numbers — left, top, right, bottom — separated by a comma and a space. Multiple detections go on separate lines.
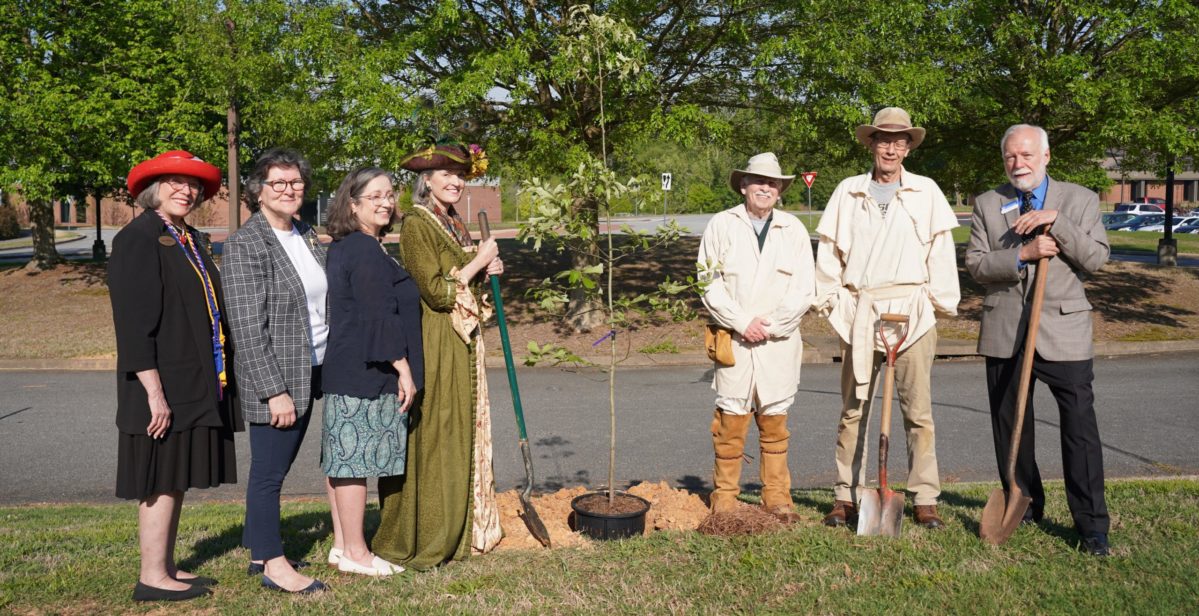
478, 212, 529, 440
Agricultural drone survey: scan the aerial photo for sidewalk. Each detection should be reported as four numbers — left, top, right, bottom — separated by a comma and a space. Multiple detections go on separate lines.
5, 335, 1196, 372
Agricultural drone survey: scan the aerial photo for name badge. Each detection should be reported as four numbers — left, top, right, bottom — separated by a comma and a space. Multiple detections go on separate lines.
158, 236, 177, 247
1000, 201, 1019, 214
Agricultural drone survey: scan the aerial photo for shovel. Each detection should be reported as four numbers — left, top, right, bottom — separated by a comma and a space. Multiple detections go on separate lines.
980, 230, 1052, 545
478, 212, 552, 548
857, 313, 910, 537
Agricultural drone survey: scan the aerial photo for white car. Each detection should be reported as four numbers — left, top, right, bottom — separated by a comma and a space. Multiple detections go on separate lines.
1137, 216, 1199, 233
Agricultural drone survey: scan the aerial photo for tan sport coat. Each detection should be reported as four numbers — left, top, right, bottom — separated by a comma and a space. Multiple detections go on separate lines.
965, 177, 1108, 360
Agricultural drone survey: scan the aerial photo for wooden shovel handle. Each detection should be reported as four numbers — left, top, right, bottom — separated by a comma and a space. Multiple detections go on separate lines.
1005, 225, 1053, 484
478, 211, 492, 241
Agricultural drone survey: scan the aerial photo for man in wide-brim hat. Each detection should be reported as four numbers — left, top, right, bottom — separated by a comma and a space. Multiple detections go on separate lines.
697, 152, 815, 523
814, 107, 960, 530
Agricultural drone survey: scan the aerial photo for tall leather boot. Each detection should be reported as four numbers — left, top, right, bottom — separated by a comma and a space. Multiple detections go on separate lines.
710, 410, 752, 513
756, 414, 800, 523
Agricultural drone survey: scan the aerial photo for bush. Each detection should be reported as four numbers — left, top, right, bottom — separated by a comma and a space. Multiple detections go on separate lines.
0, 206, 21, 240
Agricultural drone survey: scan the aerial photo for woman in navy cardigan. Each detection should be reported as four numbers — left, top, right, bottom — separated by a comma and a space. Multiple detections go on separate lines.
321, 167, 423, 577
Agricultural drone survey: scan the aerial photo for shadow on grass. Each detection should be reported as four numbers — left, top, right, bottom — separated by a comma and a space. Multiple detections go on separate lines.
179, 507, 386, 573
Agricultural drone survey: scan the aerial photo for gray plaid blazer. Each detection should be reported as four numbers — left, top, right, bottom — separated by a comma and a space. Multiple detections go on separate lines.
221, 211, 328, 423
965, 177, 1109, 361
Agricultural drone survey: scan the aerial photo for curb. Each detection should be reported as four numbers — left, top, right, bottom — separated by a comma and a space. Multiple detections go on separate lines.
10, 337, 1198, 372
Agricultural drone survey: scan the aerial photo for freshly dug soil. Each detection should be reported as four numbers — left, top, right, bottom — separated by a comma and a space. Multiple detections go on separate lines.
494, 481, 711, 551
696, 504, 786, 537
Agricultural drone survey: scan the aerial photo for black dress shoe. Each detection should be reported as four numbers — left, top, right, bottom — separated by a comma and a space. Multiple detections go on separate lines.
1020, 510, 1042, 526
132, 581, 213, 602
247, 558, 310, 576
177, 575, 218, 587
261, 575, 328, 594
1081, 533, 1110, 557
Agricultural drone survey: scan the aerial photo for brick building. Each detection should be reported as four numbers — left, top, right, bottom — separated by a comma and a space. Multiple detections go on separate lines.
5, 182, 503, 230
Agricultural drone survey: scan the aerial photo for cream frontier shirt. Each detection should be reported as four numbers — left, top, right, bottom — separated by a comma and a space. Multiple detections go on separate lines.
815, 168, 960, 398
698, 204, 816, 406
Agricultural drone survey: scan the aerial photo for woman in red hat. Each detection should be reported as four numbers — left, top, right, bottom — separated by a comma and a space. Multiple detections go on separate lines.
372, 142, 503, 569
108, 150, 241, 602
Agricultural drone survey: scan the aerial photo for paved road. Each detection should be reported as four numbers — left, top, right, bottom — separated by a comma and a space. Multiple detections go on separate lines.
2, 352, 1196, 505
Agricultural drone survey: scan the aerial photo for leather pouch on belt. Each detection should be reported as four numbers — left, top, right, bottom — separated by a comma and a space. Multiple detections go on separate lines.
705, 323, 735, 366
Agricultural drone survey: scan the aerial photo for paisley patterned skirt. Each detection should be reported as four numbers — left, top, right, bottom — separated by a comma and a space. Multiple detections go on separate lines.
320, 393, 408, 479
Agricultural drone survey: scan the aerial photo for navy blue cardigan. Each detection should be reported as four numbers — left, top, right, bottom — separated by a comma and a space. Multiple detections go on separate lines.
322, 231, 424, 398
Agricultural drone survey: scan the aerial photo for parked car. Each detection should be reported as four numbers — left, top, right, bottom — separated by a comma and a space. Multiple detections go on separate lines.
1137, 216, 1199, 233
1102, 212, 1137, 229
1114, 203, 1166, 215
1110, 214, 1165, 231
1175, 222, 1199, 234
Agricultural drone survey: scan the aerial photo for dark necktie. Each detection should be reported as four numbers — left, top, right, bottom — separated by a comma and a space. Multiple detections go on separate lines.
1020, 192, 1038, 243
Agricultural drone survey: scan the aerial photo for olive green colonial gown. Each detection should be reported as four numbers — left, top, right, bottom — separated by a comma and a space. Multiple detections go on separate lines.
374, 205, 501, 569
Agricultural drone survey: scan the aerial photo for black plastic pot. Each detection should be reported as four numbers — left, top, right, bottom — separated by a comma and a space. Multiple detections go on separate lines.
570, 490, 651, 540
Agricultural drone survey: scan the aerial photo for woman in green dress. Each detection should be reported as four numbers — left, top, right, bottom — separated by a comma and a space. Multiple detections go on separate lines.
373, 142, 503, 569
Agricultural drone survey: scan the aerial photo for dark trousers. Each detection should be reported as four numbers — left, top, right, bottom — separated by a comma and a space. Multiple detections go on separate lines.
985, 353, 1109, 536
243, 369, 321, 560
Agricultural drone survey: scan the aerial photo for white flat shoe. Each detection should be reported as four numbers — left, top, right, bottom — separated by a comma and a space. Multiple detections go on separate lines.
327, 547, 343, 566
337, 554, 396, 577
373, 556, 404, 575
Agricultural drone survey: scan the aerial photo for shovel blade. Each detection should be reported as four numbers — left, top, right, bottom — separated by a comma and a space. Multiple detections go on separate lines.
979, 486, 1032, 545
519, 493, 553, 549
878, 490, 905, 537
857, 491, 880, 536
858, 489, 905, 537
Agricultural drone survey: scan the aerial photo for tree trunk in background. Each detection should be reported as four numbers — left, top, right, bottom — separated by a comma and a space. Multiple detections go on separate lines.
28, 199, 62, 270
226, 101, 240, 233
565, 195, 605, 332
566, 246, 605, 332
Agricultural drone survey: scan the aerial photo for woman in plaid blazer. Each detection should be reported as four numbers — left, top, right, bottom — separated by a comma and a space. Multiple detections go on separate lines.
222, 149, 329, 594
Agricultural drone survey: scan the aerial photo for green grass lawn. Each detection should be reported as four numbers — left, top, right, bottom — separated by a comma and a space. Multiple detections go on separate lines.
3, 478, 1197, 614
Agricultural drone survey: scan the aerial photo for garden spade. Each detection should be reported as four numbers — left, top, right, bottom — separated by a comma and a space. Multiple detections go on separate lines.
980, 232, 1052, 546
857, 313, 910, 538
478, 212, 552, 548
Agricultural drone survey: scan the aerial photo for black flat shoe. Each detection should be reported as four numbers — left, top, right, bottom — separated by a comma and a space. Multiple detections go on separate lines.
261, 575, 328, 594
177, 575, 218, 587
132, 581, 213, 602
247, 558, 310, 575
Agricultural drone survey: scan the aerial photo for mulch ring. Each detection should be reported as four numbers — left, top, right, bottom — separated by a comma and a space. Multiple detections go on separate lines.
495, 481, 796, 550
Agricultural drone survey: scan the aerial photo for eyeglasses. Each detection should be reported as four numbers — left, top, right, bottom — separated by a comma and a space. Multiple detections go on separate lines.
264, 179, 306, 192
873, 139, 909, 151
163, 178, 202, 193
356, 193, 396, 206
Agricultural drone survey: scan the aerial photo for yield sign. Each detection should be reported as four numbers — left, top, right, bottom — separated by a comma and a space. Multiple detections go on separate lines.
801, 171, 817, 188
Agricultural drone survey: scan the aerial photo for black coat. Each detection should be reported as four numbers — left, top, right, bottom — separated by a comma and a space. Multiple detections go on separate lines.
108, 209, 243, 435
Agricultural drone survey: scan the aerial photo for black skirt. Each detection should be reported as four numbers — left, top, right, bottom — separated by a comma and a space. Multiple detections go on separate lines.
115, 425, 238, 500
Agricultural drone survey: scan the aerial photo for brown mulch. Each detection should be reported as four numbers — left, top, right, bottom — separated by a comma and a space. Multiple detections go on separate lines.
696, 504, 786, 537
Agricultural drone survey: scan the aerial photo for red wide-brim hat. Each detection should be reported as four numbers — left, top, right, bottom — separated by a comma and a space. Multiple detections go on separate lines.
127, 150, 222, 199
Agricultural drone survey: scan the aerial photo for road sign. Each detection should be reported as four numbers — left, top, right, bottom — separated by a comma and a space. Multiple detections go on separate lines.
661, 173, 672, 191
801, 171, 817, 188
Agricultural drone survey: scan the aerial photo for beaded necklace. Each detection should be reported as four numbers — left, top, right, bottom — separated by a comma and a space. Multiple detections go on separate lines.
155, 210, 227, 398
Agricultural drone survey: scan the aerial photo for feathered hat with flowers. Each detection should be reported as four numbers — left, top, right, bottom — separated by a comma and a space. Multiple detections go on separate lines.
399, 140, 489, 180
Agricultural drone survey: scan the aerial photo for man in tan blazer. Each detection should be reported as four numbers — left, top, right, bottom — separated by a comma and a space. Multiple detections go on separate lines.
965, 124, 1111, 556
